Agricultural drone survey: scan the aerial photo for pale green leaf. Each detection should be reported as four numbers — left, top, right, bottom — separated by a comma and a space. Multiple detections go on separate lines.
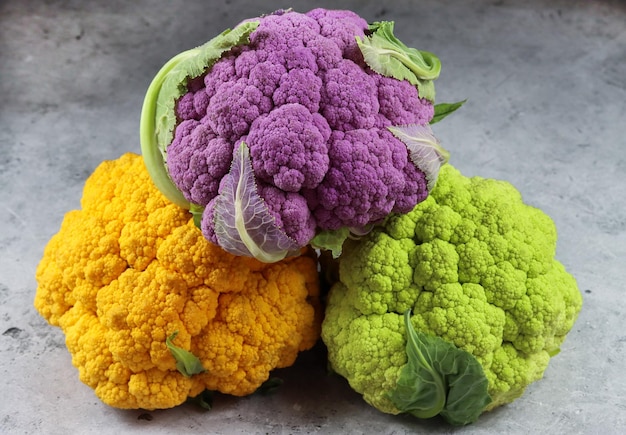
387, 124, 449, 191
310, 228, 351, 259
356, 21, 441, 102
139, 20, 259, 208
213, 141, 301, 263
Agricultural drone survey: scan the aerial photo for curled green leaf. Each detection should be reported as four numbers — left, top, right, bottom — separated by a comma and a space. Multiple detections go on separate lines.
388, 311, 492, 426
166, 331, 206, 378
140, 20, 259, 208
139, 49, 196, 209
311, 225, 374, 258
356, 21, 441, 102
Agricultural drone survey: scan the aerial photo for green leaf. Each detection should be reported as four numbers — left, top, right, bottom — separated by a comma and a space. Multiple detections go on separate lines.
388, 311, 492, 426
139, 49, 196, 209
311, 225, 376, 258
430, 100, 467, 124
255, 377, 284, 396
190, 203, 205, 229
310, 228, 351, 258
166, 331, 206, 377
140, 20, 259, 208
548, 347, 561, 357
187, 390, 213, 410
356, 21, 441, 102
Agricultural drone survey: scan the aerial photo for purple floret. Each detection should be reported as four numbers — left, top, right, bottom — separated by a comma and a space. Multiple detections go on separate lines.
396, 160, 429, 213
284, 46, 319, 72
248, 103, 330, 192
250, 12, 321, 56
305, 35, 343, 71
258, 184, 317, 246
176, 92, 199, 121
206, 77, 273, 142
234, 48, 260, 78
248, 60, 287, 97
204, 56, 236, 96
379, 129, 429, 212
374, 74, 435, 127
167, 120, 233, 206
273, 69, 322, 112
306, 8, 368, 61
321, 60, 379, 131
193, 90, 210, 119
304, 129, 409, 230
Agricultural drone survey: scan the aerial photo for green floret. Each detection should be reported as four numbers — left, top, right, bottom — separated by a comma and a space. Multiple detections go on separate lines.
322, 164, 582, 425
340, 232, 418, 316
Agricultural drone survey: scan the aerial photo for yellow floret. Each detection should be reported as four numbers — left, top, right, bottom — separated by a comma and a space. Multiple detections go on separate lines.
35, 153, 321, 409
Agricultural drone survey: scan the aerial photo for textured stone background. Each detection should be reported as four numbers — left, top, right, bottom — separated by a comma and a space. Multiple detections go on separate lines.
1, 0, 625, 433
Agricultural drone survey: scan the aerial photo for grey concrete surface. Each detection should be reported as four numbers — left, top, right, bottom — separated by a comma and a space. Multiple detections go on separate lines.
1, 0, 625, 433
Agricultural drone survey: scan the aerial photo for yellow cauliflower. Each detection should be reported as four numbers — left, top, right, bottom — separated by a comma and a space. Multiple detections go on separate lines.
34, 153, 321, 410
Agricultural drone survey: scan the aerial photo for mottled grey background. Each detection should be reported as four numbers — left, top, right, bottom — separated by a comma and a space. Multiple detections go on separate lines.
1, 0, 625, 433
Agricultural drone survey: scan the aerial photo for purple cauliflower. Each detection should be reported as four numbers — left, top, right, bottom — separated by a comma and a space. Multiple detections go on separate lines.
141, 9, 450, 261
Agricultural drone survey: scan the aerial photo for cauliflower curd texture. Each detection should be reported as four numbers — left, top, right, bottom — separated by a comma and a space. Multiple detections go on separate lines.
34, 153, 321, 409
322, 164, 582, 421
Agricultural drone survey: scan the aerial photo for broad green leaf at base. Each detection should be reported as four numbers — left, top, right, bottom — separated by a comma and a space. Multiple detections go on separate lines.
388, 311, 492, 425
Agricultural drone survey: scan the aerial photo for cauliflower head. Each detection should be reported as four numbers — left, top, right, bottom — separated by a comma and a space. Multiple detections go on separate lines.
322, 164, 582, 424
141, 9, 451, 262
34, 153, 321, 410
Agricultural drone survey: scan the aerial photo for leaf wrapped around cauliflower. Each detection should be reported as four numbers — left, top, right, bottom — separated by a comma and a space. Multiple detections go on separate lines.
140, 8, 458, 262
321, 164, 582, 425
34, 153, 321, 410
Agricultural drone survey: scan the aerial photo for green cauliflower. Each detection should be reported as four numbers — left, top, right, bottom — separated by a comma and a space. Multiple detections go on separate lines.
322, 164, 582, 425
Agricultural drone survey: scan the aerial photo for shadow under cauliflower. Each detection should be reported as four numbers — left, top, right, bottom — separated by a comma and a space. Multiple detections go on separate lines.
34, 153, 321, 410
